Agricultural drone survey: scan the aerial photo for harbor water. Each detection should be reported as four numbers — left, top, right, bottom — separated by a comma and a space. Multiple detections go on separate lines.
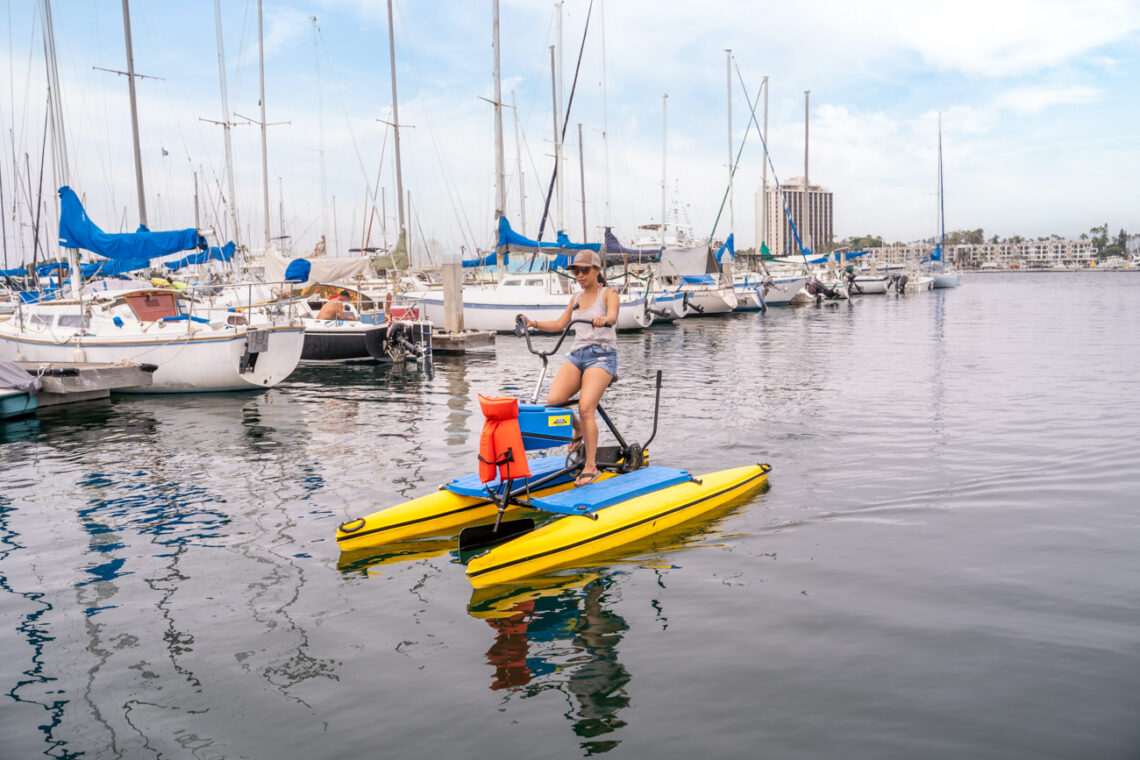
2, 272, 1139, 759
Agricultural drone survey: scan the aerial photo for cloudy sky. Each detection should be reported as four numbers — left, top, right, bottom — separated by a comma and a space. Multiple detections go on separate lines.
2, 0, 1138, 265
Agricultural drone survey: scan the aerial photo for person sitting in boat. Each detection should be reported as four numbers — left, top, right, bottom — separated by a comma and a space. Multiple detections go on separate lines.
524, 250, 619, 487
316, 290, 353, 320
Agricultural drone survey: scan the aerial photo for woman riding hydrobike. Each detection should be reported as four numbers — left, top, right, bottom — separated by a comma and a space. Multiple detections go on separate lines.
524, 250, 620, 487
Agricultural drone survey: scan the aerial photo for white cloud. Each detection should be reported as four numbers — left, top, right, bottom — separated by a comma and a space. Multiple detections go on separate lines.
995, 85, 1102, 115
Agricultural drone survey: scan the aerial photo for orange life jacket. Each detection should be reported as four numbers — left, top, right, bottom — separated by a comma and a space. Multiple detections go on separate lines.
477, 394, 532, 483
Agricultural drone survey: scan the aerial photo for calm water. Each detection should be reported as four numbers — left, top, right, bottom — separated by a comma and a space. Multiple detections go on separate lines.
2, 272, 1139, 759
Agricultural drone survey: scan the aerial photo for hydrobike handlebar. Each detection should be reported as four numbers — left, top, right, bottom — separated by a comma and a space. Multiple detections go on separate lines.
513, 314, 602, 358
515, 314, 608, 404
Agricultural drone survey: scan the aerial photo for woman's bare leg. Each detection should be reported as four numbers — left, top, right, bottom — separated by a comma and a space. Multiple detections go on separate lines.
546, 362, 583, 442
576, 366, 613, 481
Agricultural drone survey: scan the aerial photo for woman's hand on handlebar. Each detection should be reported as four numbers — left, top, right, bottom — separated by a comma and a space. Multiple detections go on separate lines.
592, 316, 607, 328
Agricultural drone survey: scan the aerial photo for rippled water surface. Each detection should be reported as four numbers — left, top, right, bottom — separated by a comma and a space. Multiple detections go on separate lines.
3, 272, 1139, 759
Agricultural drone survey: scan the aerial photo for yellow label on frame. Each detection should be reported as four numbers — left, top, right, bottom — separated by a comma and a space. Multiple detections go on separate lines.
549, 415, 572, 427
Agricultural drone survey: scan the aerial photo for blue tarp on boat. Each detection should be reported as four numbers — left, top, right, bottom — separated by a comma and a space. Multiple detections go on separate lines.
283, 258, 312, 283
58, 186, 203, 260
603, 227, 658, 265
164, 242, 235, 271
0, 268, 28, 277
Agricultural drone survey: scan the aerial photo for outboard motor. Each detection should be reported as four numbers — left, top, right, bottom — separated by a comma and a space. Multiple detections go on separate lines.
806, 277, 841, 302
386, 321, 425, 361
845, 269, 863, 294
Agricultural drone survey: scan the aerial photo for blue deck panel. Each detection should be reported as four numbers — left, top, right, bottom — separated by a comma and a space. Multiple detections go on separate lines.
529, 466, 692, 516
444, 455, 571, 497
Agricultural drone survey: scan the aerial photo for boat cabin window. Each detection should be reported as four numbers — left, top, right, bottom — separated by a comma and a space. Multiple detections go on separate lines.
124, 291, 180, 321
525, 278, 544, 288
57, 314, 91, 328
501, 278, 521, 287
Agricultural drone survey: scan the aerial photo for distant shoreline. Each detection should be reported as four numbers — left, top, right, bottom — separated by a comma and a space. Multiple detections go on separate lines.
966, 268, 1138, 273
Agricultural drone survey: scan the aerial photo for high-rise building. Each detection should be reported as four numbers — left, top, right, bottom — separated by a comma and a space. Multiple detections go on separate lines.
755, 177, 833, 257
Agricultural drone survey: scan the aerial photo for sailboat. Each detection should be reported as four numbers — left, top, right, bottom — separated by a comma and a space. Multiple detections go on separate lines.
412, 219, 652, 333
0, 189, 305, 391
929, 115, 960, 289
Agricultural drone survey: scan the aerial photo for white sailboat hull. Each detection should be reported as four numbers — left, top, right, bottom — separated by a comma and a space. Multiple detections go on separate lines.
0, 324, 304, 392
677, 285, 737, 316
412, 289, 651, 333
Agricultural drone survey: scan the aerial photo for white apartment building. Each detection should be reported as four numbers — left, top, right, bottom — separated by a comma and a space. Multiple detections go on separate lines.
755, 178, 833, 257
856, 240, 1096, 269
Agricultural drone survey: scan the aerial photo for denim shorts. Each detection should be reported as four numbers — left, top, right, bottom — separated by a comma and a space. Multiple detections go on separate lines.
566, 344, 618, 381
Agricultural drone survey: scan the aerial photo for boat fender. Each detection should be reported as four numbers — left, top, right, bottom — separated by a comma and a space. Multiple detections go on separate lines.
477, 395, 532, 483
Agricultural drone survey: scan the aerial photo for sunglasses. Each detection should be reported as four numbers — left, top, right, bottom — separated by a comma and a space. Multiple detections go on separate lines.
568, 266, 595, 274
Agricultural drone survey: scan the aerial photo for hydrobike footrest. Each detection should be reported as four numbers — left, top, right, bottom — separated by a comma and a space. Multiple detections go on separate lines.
528, 466, 692, 517
444, 455, 571, 497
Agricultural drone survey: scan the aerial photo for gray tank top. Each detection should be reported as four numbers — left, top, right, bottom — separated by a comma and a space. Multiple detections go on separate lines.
570, 289, 618, 351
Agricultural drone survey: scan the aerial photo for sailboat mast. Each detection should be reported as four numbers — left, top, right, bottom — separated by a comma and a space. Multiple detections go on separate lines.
257, 0, 270, 249
214, 0, 239, 246
386, 0, 405, 241
512, 90, 526, 235
313, 17, 328, 249
278, 176, 285, 243
600, 0, 610, 229
938, 113, 945, 247
661, 93, 668, 246
549, 45, 558, 232
121, 0, 146, 227
726, 49, 733, 237
578, 122, 586, 240
40, 0, 79, 297
492, 0, 505, 221
803, 89, 810, 255
760, 76, 768, 253
555, 1, 564, 233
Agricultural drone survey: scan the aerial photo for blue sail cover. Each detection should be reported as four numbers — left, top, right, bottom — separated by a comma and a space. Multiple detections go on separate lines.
491, 216, 600, 271
35, 261, 69, 277
603, 227, 658, 265
58, 186, 203, 260
81, 258, 150, 278
462, 250, 500, 268
802, 249, 871, 265
165, 241, 235, 271
0, 268, 28, 277
715, 234, 735, 264
495, 216, 599, 256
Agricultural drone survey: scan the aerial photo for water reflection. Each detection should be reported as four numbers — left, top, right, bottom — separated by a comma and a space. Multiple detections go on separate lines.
469, 572, 631, 755
461, 490, 765, 756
